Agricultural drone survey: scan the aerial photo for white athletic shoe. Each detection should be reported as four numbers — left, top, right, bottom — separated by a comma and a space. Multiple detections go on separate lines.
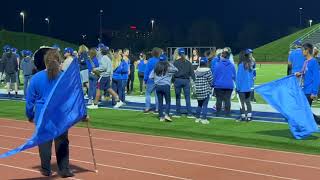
164, 115, 172, 122
114, 101, 124, 108
87, 104, 99, 109
195, 119, 201, 123
200, 120, 210, 124
160, 117, 165, 122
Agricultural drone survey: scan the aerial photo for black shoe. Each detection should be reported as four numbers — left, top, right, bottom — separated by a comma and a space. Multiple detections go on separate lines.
240, 117, 246, 121
40, 169, 52, 177
58, 170, 74, 178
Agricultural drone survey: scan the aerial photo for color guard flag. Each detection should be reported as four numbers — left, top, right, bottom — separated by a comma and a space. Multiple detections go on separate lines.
0, 59, 87, 158
255, 75, 318, 139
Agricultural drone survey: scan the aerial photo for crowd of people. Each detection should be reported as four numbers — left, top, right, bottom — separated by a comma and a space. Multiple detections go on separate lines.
0, 43, 259, 124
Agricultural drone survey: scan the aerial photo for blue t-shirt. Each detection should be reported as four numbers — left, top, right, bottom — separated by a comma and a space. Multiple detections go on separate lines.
302, 58, 320, 95
288, 48, 305, 74
137, 60, 147, 73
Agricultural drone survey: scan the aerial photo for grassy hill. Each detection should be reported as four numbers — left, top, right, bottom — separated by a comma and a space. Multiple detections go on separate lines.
253, 24, 320, 62
0, 30, 78, 52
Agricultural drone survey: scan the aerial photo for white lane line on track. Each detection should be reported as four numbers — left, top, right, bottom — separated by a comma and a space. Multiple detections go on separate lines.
0, 163, 82, 180
0, 135, 299, 180
0, 146, 192, 180
0, 124, 319, 171
2, 118, 319, 160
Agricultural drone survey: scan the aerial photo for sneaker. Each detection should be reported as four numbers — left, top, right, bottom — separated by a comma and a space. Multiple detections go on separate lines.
200, 119, 210, 124
164, 115, 172, 122
187, 115, 195, 119
195, 119, 201, 123
153, 110, 159, 114
58, 170, 74, 178
172, 114, 181, 118
84, 95, 89, 99
160, 117, 165, 122
87, 104, 99, 109
40, 169, 52, 177
114, 101, 124, 108
144, 109, 151, 113
88, 99, 93, 105
247, 117, 252, 122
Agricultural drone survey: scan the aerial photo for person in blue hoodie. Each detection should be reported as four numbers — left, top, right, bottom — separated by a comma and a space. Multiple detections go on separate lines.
295, 43, 320, 125
20, 50, 35, 99
236, 50, 254, 121
112, 52, 129, 104
120, 49, 130, 102
288, 40, 305, 75
213, 49, 236, 117
137, 52, 147, 95
143, 47, 162, 113
87, 48, 100, 104
26, 49, 84, 178
150, 55, 178, 121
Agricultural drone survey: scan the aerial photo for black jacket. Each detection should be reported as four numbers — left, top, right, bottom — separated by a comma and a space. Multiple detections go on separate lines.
173, 58, 195, 81
2, 53, 18, 74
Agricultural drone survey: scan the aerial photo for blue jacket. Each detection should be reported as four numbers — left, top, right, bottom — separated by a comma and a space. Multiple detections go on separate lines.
87, 57, 100, 73
26, 70, 62, 122
236, 63, 254, 92
288, 48, 305, 74
113, 60, 129, 80
210, 56, 220, 78
302, 58, 320, 95
144, 57, 160, 83
213, 59, 236, 89
137, 60, 147, 73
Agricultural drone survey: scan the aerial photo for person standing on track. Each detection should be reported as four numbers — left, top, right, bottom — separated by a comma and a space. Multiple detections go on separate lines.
26, 49, 80, 178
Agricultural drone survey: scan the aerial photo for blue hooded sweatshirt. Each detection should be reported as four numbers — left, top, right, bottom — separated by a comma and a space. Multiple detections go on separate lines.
302, 58, 320, 95
113, 60, 129, 80
210, 56, 220, 74
144, 57, 160, 83
288, 48, 305, 74
213, 59, 236, 89
236, 63, 254, 92
138, 60, 147, 73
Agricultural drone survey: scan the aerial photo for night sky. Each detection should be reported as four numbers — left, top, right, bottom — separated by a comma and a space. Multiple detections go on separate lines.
1, 0, 319, 48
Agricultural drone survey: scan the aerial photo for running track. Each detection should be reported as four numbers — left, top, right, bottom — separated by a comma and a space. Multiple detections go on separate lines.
0, 119, 320, 180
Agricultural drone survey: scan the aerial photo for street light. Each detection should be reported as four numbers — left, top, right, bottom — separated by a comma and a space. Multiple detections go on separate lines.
309, 19, 313, 27
299, 8, 303, 27
45, 17, 50, 34
151, 19, 155, 31
99, 10, 103, 41
20, 11, 25, 32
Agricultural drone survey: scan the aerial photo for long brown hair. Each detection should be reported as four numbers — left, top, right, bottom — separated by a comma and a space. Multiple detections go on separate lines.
44, 49, 62, 80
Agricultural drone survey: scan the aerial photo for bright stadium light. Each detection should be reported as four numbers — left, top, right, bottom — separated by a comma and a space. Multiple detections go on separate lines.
309, 19, 313, 27
151, 19, 155, 31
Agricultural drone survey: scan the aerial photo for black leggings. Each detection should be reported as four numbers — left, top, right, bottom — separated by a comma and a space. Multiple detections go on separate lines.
215, 89, 233, 115
305, 94, 320, 125
238, 92, 252, 115
138, 72, 144, 93
127, 72, 135, 93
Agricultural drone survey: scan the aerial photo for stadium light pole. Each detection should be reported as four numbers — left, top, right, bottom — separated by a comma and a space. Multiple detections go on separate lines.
299, 8, 303, 27
99, 9, 103, 42
309, 19, 313, 27
20, 11, 25, 33
45, 17, 50, 35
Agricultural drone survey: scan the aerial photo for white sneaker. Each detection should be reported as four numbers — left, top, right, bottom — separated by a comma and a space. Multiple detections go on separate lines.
201, 120, 210, 124
195, 119, 201, 123
187, 115, 195, 119
84, 95, 89, 100
88, 99, 93, 105
87, 104, 99, 109
164, 115, 172, 122
160, 117, 165, 122
114, 101, 124, 108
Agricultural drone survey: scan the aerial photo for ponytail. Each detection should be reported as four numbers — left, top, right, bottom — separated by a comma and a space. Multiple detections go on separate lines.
44, 49, 62, 80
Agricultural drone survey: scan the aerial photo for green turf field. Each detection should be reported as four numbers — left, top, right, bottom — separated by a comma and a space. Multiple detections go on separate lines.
0, 100, 319, 155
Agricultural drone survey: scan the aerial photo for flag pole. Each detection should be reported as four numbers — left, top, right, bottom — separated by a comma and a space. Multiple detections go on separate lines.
86, 121, 98, 173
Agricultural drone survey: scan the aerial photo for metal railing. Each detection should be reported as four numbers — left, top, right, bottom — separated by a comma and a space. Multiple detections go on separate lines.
289, 24, 320, 49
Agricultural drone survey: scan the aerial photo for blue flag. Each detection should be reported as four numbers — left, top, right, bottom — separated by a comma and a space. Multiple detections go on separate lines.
255, 75, 318, 139
0, 60, 87, 158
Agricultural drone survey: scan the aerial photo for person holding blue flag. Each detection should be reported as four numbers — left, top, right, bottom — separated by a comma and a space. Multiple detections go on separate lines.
288, 40, 305, 75
25, 49, 87, 178
295, 43, 320, 125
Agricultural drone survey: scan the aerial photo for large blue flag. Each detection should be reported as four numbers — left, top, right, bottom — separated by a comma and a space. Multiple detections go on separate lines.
0, 59, 87, 158
255, 75, 318, 139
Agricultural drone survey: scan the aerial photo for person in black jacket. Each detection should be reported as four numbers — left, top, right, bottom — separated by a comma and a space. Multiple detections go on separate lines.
2, 46, 18, 97
173, 48, 195, 118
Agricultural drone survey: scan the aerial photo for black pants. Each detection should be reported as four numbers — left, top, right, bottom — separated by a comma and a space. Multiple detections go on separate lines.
305, 94, 320, 125
127, 72, 135, 93
215, 89, 233, 115
238, 92, 252, 115
38, 131, 70, 173
156, 85, 171, 118
138, 72, 144, 93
